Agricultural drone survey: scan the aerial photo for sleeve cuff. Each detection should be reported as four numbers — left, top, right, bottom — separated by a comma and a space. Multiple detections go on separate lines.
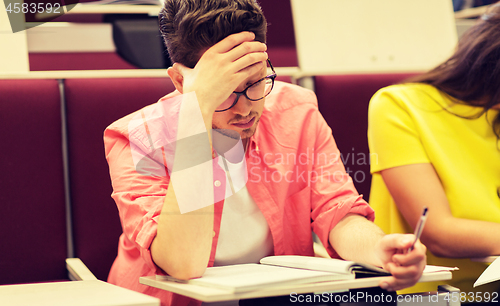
314, 196, 375, 258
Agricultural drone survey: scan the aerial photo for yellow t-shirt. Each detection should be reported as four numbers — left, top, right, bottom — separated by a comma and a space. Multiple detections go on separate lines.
368, 83, 500, 294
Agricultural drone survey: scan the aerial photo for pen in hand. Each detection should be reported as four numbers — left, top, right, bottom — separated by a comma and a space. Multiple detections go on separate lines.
408, 207, 428, 252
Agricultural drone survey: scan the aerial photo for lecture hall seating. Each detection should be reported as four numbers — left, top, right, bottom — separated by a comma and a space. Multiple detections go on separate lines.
64, 77, 176, 280
0, 79, 68, 285
314, 73, 417, 200
1, 0, 421, 285
27, 0, 298, 71
0, 72, 414, 285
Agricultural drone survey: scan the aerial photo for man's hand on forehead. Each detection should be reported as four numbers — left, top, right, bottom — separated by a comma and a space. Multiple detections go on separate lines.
215, 32, 267, 62
172, 31, 268, 115
202, 31, 268, 77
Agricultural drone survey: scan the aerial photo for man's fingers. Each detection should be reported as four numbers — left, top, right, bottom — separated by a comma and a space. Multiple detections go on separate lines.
226, 40, 267, 62
393, 250, 426, 267
386, 262, 421, 280
379, 276, 398, 291
233, 51, 267, 72
379, 250, 425, 292
375, 234, 426, 292
198, 32, 267, 77
173, 62, 191, 76
378, 274, 419, 292
380, 233, 415, 252
211, 31, 257, 53
207, 31, 267, 66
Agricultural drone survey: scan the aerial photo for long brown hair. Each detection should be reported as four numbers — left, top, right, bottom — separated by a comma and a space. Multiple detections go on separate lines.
159, 0, 267, 69
406, 3, 500, 138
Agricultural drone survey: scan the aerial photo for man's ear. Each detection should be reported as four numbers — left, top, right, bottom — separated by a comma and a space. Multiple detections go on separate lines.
167, 64, 184, 94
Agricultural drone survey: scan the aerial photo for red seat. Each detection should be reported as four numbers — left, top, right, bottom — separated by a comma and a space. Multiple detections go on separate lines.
0, 79, 68, 285
314, 73, 418, 200
63, 77, 176, 281
260, 0, 297, 67
29, 53, 138, 71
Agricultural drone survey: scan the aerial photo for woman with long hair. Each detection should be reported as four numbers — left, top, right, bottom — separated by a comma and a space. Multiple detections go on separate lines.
368, 3, 500, 295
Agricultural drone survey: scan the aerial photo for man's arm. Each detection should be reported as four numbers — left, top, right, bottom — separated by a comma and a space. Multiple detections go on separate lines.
382, 163, 500, 257
151, 180, 214, 280
329, 213, 427, 291
150, 32, 268, 280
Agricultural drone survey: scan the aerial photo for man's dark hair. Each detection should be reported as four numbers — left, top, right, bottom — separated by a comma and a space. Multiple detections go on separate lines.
159, 0, 267, 69
405, 3, 500, 138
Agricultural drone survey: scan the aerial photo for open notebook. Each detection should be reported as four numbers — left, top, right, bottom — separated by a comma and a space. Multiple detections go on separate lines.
156, 262, 353, 293
156, 256, 458, 293
260, 255, 390, 276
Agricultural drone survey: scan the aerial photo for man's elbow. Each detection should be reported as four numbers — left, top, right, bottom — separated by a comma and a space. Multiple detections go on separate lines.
166, 263, 207, 280
151, 237, 210, 280
155, 257, 208, 280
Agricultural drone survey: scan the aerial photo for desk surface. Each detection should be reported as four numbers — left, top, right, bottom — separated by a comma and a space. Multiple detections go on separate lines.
140, 271, 452, 303
0, 280, 160, 306
470, 256, 499, 263
68, 3, 162, 15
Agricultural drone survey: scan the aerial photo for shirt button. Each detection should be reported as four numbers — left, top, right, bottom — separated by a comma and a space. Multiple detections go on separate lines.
214, 180, 221, 187
213, 231, 216, 237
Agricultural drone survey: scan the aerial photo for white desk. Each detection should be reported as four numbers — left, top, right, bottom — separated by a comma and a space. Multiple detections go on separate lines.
470, 256, 499, 263
0, 279, 160, 306
140, 271, 452, 303
67, 3, 162, 15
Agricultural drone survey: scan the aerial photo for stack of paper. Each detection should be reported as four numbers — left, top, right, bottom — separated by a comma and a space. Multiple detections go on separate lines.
157, 263, 353, 293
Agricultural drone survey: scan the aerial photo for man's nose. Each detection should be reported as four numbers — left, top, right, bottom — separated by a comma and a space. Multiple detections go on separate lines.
231, 95, 253, 117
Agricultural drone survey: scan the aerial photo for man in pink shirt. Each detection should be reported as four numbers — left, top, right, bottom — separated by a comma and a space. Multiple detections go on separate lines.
104, 1, 427, 305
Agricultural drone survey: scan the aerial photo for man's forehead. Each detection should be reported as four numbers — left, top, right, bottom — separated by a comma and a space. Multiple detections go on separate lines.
246, 62, 268, 82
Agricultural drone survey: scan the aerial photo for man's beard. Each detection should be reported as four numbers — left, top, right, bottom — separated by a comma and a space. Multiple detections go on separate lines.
212, 113, 260, 140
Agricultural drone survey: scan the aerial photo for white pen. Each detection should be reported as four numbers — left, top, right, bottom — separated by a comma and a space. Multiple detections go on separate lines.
409, 207, 428, 252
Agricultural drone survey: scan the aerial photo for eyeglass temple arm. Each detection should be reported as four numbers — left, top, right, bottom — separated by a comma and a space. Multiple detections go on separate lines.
267, 59, 276, 75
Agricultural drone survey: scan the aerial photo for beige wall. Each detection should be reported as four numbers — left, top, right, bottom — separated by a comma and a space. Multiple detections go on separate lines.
0, 0, 29, 72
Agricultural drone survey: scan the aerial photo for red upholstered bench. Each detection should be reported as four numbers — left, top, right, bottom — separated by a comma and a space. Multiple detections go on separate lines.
63, 75, 292, 280
314, 73, 418, 200
63, 77, 176, 281
260, 0, 297, 67
29, 53, 138, 71
0, 79, 68, 285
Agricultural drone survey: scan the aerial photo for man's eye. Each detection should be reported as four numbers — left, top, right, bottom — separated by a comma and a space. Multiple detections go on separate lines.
248, 79, 263, 87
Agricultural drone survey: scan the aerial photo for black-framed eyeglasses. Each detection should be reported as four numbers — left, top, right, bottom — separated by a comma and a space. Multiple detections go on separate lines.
215, 59, 277, 112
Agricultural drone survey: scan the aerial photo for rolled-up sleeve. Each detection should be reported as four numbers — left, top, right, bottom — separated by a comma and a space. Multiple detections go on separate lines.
105, 121, 169, 270
308, 107, 375, 258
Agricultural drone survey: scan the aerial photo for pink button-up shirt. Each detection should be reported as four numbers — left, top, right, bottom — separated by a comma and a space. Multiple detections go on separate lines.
104, 81, 374, 306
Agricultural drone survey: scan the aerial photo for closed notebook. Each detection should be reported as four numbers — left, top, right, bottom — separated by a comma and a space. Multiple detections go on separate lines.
157, 263, 353, 293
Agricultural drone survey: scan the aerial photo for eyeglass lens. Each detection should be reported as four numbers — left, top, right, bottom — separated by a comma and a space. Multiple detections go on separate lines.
216, 77, 274, 112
